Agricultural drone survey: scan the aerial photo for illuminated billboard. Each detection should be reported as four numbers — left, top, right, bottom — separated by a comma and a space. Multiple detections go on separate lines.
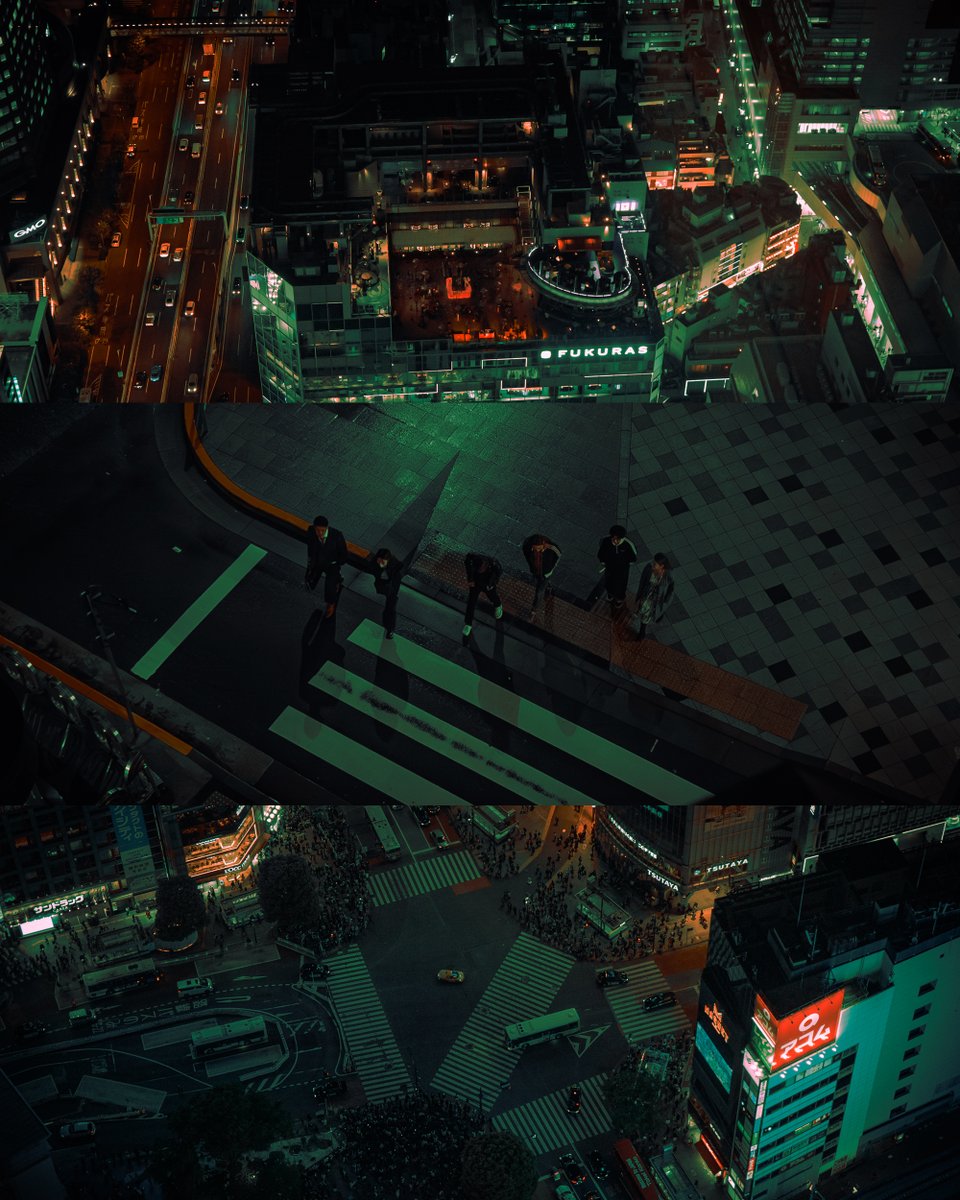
753, 989, 844, 1070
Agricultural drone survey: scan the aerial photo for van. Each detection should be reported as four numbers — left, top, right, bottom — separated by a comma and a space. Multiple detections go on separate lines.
68, 1007, 96, 1028
192, 142, 201, 158
176, 977, 213, 997
186, 373, 199, 394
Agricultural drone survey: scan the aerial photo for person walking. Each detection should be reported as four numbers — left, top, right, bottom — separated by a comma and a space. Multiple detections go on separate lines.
590, 524, 637, 608
371, 547, 402, 639
635, 552, 675, 640
304, 515, 348, 617
521, 533, 561, 616
463, 552, 503, 638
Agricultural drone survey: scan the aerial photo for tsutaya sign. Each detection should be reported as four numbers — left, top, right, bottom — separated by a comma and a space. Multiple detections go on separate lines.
10, 216, 46, 242
753, 988, 845, 1071
539, 345, 649, 360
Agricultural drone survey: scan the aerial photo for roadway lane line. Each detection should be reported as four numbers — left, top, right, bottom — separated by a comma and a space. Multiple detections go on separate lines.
347, 619, 712, 803
269, 706, 464, 803
309, 663, 596, 805
131, 544, 266, 680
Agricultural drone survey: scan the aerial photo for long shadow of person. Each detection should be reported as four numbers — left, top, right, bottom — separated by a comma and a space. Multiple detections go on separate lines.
467, 623, 517, 754
298, 609, 346, 720
370, 638, 411, 748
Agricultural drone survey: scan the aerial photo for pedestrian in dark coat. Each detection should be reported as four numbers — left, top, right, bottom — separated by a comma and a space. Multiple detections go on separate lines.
635, 553, 675, 640
463, 553, 503, 637
371, 548, 402, 639
590, 524, 637, 607
304, 515, 348, 615
522, 533, 561, 613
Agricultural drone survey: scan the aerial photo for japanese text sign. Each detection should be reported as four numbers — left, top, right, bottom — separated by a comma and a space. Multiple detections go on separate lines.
753, 988, 845, 1070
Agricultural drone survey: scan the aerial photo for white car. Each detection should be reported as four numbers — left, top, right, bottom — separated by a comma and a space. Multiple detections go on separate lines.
111, 231, 122, 248
214, 100, 224, 115
183, 300, 196, 318
173, 246, 184, 263
145, 312, 156, 326
159, 242, 170, 258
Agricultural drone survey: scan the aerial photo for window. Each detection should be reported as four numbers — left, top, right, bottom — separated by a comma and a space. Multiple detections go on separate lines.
898, 1067, 915, 1080
918, 981, 936, 996
889, 1105, 907, 1118
907, 1026, 925, 1041
903, 1046, 920, 1060
894, 1086, 911, 1099
912, 1005, 931, 1019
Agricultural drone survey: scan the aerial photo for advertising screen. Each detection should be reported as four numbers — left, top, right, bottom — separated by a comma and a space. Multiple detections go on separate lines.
754, 988, 845, 1070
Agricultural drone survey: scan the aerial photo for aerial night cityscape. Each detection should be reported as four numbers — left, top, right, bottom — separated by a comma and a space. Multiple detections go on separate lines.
1, 0, 960, 1196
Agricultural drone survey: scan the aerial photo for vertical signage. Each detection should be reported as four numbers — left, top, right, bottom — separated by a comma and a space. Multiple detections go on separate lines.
110, 806, 157, 894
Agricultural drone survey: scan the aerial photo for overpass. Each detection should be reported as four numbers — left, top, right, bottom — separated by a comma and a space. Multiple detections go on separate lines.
107, 16, 290, 36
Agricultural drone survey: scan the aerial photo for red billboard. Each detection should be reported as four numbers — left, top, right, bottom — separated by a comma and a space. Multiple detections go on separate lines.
753, 988, 844, 1070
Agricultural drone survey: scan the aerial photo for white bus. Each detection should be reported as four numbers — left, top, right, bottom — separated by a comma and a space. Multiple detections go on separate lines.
190, 1016, 268, 1060
82, 958, 162, 1001
366, 805, 402, 861
504, 1008, 580, 1050
470, 805, 516, 844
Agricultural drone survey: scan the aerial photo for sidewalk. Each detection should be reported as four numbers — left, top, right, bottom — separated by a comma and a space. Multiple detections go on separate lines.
180, 401, 960, 801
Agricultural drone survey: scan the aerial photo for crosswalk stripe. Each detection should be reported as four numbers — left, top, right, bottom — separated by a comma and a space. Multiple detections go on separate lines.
309, 663, 596, 806
269, 705, 463, 803
367, 849, 482, 907
430, 932, 575, 1111
492, 1073, 613, 1154
602, 962, 690, 1044
348, 619, 710, 803
324, 945, 411, 1103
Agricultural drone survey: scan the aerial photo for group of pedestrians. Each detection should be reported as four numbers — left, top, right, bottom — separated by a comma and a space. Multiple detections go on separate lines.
337, 1092, 484, 1200
302, 514, 675, 643
623, 1029, 694, 1154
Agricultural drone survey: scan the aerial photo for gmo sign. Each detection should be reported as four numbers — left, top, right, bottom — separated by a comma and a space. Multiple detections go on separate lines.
11, 217, 46, 242
539, 345, 648, 360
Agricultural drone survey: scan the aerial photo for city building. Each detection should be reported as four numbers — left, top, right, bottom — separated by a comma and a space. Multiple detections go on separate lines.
0, 0, 56, 196
0, 1070, 65, 1200
594, 803, 957, 899
246, 60, 663, 401
0, 294, 58, 403
690, 838, 960, 1200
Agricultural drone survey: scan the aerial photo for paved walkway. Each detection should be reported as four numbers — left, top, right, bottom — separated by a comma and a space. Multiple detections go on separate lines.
191, 402, 960, 800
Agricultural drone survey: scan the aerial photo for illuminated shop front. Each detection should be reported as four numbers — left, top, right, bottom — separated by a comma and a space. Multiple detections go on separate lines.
179, 806, 263, 882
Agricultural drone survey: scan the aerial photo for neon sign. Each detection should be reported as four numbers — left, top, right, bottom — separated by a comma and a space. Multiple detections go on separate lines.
540, 345, 648, 359
753, 989, 844, 1070
11, 217, 46, 241
704, 1000, 730, 1043
31, 893, 85, 914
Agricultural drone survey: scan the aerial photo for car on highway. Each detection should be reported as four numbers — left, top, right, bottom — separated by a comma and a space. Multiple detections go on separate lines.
173, 247, 184, 263
232, 275, 242, 295
165, 287, 176, 307
15, 1021, 48, 1041
178, 137, 189, 152
127, 143, 136, 157
239, 193, 250, 210
59, 1123, 96, 1141
215, 101, 224, 115
186, 74, 195, 88
436, 969, 465, 984
596, 968, 629, 987
587, 1151, 609, 1179
134, 369, 147, 390
183, 300, 196, 319
145, 311, 156, 327
183, 190, 194, 206
566, 1085, 581, 1114
111, 231, 122, 247
149, 364, 163, 383
235, 227, 246, 245
558, 1154, 586, 1186
643, 990, 677, 1011
202, 68, 211, 83
231, 68, 241, 84
151, 275, 162, 291
159, 242, 170, 258
431, 829, 448, 851
198, 91, 207, 106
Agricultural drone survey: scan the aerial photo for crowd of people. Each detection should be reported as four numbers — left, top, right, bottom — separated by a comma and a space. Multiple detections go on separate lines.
623, 1030, 695, 1155
337, 1092, 485, 1200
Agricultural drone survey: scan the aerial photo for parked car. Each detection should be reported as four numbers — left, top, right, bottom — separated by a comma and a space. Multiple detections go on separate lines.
59, 1122, 96, 1141
643, 990, 677, 1011
596, 968, 629, 987
436, 969, 465, 984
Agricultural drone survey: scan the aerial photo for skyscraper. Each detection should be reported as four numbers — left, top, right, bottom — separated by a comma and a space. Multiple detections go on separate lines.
0, 0, 55, 194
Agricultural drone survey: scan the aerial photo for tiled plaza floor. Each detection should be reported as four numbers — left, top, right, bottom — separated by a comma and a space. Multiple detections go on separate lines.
199, 402, 960, 801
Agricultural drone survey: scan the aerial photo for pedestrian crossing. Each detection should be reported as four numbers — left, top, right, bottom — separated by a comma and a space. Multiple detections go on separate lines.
430, 932, 575, 1112
492, 1072, 613, 1155
267, 619, 712, 805
323, 944, 412, 1103
367, 848, 483, 907
603, 962, 690, 1045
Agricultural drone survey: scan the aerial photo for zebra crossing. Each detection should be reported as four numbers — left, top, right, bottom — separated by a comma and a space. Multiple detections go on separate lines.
267, 619, 711, 805
367, 848, 483, 907
492, 1072, 613, 1155
604, 961, 690, 1045
324, 944, 411, 1103
430, 932, 575, 1112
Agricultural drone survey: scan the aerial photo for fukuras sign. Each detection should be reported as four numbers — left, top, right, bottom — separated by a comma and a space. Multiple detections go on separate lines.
539, 345, 648, 360
10, 216, 46, 242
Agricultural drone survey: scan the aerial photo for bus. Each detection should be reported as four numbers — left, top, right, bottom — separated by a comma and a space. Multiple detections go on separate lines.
504, 1008, 580, 1050
82, 957, 163, 1001
470, 805, 516, 844
190, 1016, 268, 1060
614, 1139, 661, 1200
366, 805, 402, 861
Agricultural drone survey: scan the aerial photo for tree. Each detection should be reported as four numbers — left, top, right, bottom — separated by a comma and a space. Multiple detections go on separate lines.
602, 1062, 666, 1142
461, 1131, 537, 1200
154, 874, 205, 941
257, 853, 321, 932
